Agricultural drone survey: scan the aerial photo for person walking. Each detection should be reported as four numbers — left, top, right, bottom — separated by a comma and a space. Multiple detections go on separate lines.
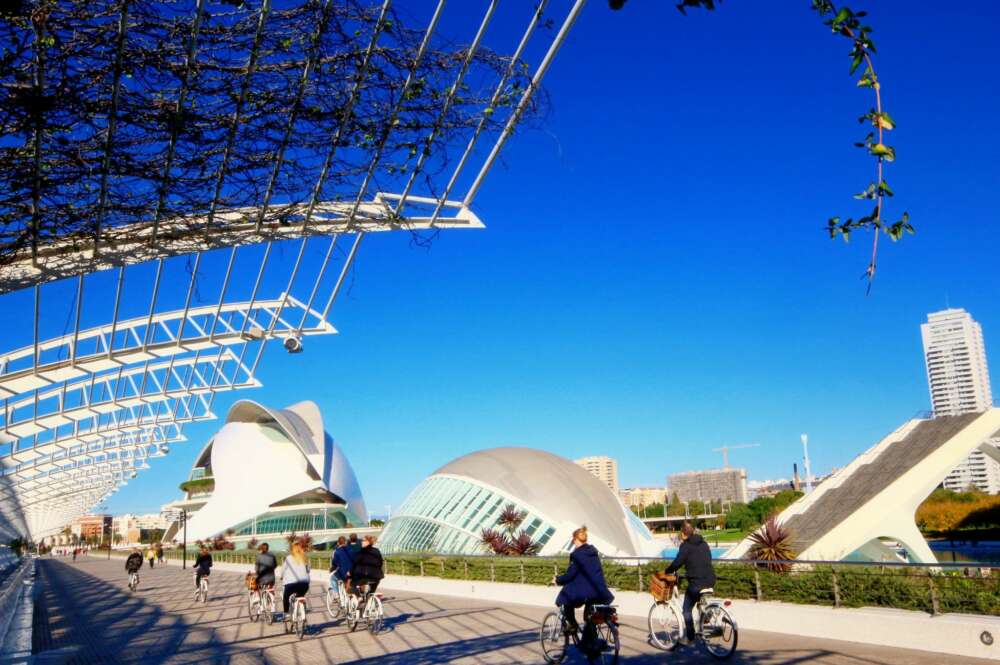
146, 547, 156, 569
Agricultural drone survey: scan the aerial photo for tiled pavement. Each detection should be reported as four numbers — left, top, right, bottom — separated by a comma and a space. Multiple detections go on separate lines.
30, 557, 991, 664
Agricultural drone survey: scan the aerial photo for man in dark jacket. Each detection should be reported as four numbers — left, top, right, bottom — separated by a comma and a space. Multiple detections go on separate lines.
553, 527, 614, 638
255, 543, 277, 589
194, 546, 213, 592
665, 522, 716, 645
349, 535, 385, 595
331, 537, 354, 583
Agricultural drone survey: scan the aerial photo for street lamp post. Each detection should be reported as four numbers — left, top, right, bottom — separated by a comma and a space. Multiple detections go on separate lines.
182, 509, 188, 569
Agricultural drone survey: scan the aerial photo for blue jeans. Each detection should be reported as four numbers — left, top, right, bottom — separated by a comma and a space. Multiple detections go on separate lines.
682, 586, 702, 640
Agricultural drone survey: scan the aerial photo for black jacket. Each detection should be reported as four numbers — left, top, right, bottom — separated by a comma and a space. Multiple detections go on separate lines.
665, 533, 715, 589
255, 551, 277, 583
194, 552, 213, 574
125, 552, 143, 573
555, 543, 614, 607
350, 545, 384, 582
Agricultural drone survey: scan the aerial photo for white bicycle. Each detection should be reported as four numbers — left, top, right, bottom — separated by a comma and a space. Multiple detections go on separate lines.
346, 582, 384, 634
285, 593, 308, 639
194, 574, 210, 603
127, 571, 139, 592
647, 575, 738, 659
326, 574, 349, 619
249, 584, 276, 624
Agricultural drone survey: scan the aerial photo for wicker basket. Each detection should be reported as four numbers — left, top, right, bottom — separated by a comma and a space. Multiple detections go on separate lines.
245, 572, 258, 591
649, 572, 676, 602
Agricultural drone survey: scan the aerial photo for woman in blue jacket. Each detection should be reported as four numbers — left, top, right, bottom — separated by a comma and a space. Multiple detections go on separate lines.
552, 526, 614, 637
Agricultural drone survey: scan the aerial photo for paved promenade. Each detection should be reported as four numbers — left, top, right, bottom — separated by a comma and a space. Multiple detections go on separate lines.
30, 557, 991, 664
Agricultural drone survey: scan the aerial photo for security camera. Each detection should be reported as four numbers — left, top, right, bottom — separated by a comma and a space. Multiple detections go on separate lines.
129, 471, 138, 479
283, 335, 303, 354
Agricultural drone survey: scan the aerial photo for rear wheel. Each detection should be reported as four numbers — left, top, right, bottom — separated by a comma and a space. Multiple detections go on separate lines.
248, 592, 261, 622
368, 595, 384, 635
648, 601, 682, 651
326, 585, 340, 619
700, 604, 738, 659
262, 591, 274, 624
540, 611, 568, 663
591, 620, 619, 664
295, 603, 306, 639
347, 596, 360, 632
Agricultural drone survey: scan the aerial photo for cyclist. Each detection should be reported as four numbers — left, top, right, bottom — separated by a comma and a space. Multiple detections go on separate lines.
348, 534, 384, 596
329, 536, 352, 597
279, 540, 311, 621
194, 546, 213, 595
664, 521, 716, 646
551, 526, 613, 647
125, 547, 143, 582
256, 542, 277, 590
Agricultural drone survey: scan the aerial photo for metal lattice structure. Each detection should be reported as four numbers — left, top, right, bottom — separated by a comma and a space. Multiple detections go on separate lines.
0, 0, 587, 542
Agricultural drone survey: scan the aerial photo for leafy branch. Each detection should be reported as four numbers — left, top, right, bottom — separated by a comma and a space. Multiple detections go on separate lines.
610, 0, 911, 293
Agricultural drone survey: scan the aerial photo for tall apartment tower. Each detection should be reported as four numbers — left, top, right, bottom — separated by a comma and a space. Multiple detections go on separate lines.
575, 456, 619, 494
921, 308, 999, 493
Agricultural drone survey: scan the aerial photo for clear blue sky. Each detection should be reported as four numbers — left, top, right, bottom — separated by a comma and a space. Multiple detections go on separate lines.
7, 1, 999, 518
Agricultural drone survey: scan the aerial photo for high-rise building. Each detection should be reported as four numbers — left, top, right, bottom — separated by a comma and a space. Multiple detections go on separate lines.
667, 468, 748, 504
921, 308, 1000, 494
620, 487, 668, 508
574, 456, 619, 494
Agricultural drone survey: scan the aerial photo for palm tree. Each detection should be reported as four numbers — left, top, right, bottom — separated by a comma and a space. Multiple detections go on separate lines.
497, 504, 526, 536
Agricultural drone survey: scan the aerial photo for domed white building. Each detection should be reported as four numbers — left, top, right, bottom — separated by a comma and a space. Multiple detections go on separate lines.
162, 400, 367, 548
379, 447, 659, 558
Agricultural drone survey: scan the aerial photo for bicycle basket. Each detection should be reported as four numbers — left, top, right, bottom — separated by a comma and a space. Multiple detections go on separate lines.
245, 572, 258, 591
649, 572, 676, 602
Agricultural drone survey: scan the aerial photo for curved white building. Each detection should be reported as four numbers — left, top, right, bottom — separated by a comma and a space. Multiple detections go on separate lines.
380, 447, 659, 558
163, 400, 367, 548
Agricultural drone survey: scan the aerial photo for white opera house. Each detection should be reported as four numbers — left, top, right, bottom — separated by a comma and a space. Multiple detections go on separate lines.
162, 400, 369, 549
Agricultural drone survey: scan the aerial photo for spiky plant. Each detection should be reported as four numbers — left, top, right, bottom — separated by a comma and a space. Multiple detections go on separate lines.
746, 517, 796, 572
497, 504, 527, 537
246, 537, 259, 551
508, 532, 541, 556
480, 528, 511, 555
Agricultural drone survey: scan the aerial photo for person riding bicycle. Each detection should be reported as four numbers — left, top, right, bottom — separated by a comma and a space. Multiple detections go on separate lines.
329, 536, 352, 594
194, 545, 213, 592
255, 542, 277, 590
348, 534, 384, 597
125, 548, 143, 579
552, 526, 614, 648
664, 522, 716, 646
279, 540, 311, 621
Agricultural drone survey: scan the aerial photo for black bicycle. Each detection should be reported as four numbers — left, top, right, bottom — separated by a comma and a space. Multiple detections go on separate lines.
540, 602, 620, 664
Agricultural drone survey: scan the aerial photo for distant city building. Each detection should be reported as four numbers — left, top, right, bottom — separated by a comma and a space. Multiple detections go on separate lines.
921, 308, 1000, 494
113, 513, 170, 545
574, 456, 619, 494
668, 468, 748, 504
620, 487, 668, 508
71, 514, 111, 541
381, 448, 659, 557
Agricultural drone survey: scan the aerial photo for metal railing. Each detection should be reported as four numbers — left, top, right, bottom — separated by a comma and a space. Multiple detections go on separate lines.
0, 557, 31, 648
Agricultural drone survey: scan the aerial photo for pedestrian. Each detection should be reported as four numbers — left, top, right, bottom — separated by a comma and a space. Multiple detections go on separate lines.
147, 548, 155, 569
156, 545, 164, 565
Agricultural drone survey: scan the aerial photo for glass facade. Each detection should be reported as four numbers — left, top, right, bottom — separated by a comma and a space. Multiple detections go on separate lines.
380, 475, 558, 555
231, 507, 360, 537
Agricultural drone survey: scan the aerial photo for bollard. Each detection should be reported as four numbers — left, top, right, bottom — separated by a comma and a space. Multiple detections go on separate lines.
753, 570, 762, 601
831, 570, 841, 608
520, 562, 525, 584
464, 560, 469, 580
419, 560, 424, 576
637, 566, 643, 592
490, 560, 495, 583
441, 560, 445, 577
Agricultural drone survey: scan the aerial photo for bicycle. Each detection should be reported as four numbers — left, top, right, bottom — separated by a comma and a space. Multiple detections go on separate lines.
247, 578, 276, 624
345, 581, 384, 635
540, 603, 619, 664
326, 574, 349, 619
284, 593, 308, 639
127, 571, 139, 592
194, 574, 210, 603
647, 573, 738, 659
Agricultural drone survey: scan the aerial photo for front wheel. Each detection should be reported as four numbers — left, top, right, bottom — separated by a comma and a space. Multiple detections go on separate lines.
700, 604, 738, 659
648, 601, 682, 651
539, 611, 568, 663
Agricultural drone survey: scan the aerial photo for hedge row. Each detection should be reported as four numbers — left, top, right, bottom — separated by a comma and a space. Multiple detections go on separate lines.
121, 550, 1000, 616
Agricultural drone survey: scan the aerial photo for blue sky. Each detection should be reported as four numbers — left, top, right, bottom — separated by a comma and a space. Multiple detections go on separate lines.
6, 1, 999, 518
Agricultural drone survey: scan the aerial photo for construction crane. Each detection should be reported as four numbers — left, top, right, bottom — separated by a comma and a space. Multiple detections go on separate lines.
712, 443, 760, 468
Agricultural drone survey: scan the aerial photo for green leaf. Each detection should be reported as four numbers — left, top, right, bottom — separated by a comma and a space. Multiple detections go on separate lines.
877, 180, 894, 197
850, 54, 864, 75
869, 143, 895, 161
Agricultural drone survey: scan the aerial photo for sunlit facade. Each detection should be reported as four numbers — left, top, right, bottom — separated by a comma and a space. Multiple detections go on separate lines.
381, 447, 659, 557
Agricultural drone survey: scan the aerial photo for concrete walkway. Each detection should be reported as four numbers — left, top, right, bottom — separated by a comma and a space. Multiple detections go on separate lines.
29, 557, 992, 664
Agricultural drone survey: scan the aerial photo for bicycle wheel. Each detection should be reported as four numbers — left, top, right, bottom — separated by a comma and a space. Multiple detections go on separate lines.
368, 595, 384, 635
539, 611, 568, 663
296, 604, 306, 639
699, 604, 738, 659
347, 596, 360, 632
249, 593, 261, 622
648, 601, 682, 651
201, 581, 209, 603
263, 592, 274, 624
590, 621, 619, 665
326, 586, 340, 619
